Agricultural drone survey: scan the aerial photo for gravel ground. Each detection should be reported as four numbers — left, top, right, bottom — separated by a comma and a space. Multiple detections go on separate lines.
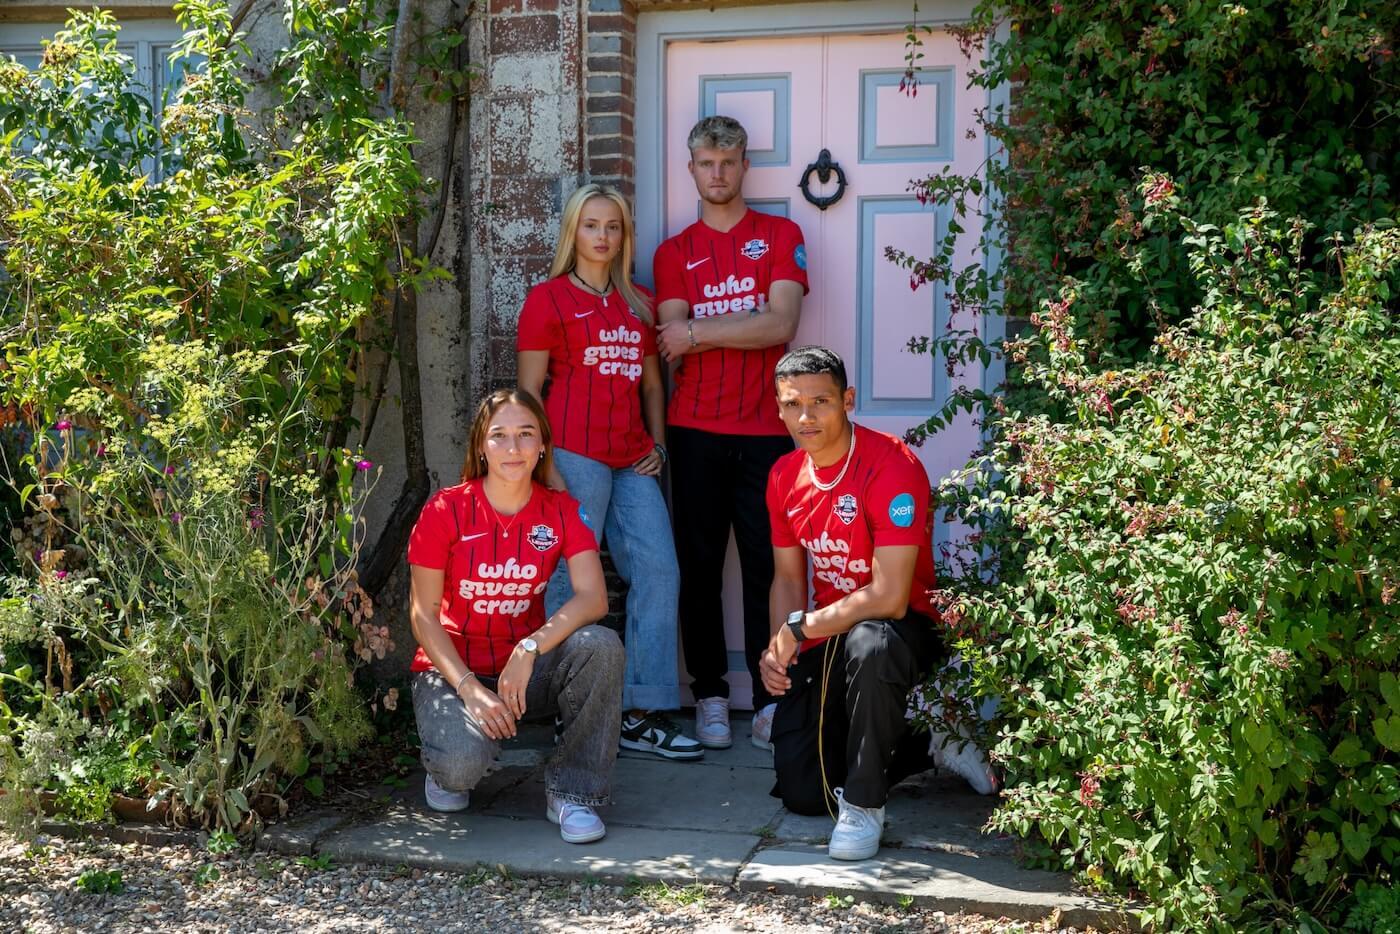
0, 832, 1102, 934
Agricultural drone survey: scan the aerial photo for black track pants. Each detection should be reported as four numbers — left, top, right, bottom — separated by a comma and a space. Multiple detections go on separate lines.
770, 614, 944, 814
669, 425, 793, 709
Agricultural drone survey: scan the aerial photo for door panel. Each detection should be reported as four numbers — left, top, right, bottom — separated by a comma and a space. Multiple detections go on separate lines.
664, 28, 985, 708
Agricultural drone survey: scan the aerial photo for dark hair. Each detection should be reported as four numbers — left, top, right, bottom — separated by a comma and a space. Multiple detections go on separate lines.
773, 345, 848, 394
460, 388, 554, 485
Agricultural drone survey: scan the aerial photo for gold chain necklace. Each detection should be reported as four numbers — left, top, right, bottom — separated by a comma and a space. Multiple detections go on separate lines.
483, 492, 526, 538
808, 428, 856, 492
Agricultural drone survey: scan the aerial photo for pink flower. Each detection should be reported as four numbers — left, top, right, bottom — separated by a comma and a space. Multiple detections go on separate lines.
96, 444, 107, 457
164, 466, 176, 475
54, 420, 72, 431
170, 512, 183, 524
248, 507, 265, 529
355, 459, 373, 472
54, 570, 68, 580
1052, 2, 1064, 13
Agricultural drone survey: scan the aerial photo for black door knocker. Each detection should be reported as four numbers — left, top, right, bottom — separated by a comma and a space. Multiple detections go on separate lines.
798, 148, 848, 211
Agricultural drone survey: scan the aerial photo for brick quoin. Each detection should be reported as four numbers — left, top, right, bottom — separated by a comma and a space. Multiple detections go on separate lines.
583, 0, 639, 198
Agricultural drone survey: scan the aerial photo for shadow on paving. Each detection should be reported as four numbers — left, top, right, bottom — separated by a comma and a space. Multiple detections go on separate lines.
260, 714, 1132, 929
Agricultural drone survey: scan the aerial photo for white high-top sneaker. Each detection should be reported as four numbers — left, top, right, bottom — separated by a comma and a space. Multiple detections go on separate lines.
827, 787, 884, 861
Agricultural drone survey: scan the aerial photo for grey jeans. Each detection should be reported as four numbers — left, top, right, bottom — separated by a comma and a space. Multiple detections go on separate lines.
412, 625, 624, 806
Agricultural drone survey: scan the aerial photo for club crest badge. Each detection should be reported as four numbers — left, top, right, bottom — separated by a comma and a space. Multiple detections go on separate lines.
740, 238, 769, 261
527, 524, 559, 552
833, 494, 859, 525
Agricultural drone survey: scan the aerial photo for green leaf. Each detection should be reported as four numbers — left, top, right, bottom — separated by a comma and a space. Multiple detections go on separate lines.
1330, 736, 1369, 768
304, 776, 325, 798
1340, 822, 1371, 863
1374, 715, 1400, 754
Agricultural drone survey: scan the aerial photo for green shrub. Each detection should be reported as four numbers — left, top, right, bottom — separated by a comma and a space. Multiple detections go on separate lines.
0, 3, 419, 832
928, 195, 1400, 929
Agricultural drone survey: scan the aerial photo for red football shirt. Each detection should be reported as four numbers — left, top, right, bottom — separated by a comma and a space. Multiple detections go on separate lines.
767, 424, 938, 635
407, 481, 597, 676
653, 210, 809, 435
517, 277, 659, 468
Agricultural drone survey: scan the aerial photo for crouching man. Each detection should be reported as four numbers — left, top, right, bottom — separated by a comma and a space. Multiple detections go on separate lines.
760, 346, 946, 861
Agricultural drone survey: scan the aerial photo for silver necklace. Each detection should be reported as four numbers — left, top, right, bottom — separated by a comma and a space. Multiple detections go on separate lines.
571, 270, 614, 307
483, 492, 526, 538
808, 428, 856, 492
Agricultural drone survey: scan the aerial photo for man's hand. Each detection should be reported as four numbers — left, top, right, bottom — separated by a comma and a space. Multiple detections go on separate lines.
655, 320, 694, 363
759, 626, 799, 696
495, 647, 536, 722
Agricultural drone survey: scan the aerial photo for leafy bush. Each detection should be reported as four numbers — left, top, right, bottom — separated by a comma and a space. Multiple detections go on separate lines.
893, 0, 1398, 438
0, 3, 418, 832
927, 194, 1400, 928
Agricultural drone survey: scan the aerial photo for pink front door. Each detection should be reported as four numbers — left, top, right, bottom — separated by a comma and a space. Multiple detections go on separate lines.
663, 29, 987, 708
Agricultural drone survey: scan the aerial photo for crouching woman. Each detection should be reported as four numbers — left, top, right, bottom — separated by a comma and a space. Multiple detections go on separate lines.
407, 387, 623, 843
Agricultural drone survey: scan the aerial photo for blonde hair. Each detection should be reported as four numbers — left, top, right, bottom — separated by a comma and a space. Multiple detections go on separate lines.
687, 115, 748, 157
460, 388, 555, 486
549, 183, 654, 326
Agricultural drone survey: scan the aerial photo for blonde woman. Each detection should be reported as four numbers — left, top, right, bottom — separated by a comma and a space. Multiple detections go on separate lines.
516, 184, 700, 760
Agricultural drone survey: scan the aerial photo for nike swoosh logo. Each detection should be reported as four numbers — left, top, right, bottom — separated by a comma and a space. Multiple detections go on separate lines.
686, 258, 710, 270
574, 310, 593, 318
460, 532, 488, 542
787, 507, 803, 517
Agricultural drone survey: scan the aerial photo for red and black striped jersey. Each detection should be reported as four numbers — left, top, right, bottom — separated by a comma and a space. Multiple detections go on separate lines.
766, 424, 938, 646
517, 276, 658, 468
407, 481, 597, 676
653, 210, 809, 436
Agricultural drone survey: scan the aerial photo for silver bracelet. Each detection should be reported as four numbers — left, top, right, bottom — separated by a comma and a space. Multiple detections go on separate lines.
453, 670, 476, 694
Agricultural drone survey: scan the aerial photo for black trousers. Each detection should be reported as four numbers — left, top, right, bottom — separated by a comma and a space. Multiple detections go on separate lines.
669, 425, 793, 709
770, 615, 944, 814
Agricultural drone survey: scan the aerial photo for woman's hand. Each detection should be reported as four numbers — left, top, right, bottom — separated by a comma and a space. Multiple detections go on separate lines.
632, 446, 664, 477
495, 647, 536, 720
459, 678, 517, 740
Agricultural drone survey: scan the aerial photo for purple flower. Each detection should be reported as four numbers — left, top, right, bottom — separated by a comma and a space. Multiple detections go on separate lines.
355, 459, 373, 472
96, 444, 107, 457
54, 420, 72, 431
170, 512, 183, 524
248, 507, 265, 529
164, 465, 176, 475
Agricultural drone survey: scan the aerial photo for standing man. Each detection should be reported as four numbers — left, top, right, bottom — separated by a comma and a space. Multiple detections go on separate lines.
653, 115, 809, 750
760, 346, 991, 861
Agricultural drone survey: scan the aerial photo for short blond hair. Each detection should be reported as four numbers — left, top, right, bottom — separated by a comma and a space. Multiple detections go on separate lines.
687, 115, 747, 157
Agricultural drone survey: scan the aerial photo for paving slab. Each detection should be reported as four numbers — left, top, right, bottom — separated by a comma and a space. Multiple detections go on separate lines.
738, 843, 1129, 929
772, 770, 1015, 859
482, 755, 784, 833
257, 811, 352, 855
315, 804, 759, 884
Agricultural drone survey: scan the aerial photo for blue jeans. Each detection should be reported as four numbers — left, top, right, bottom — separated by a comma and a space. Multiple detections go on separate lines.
546, 447, 681, 711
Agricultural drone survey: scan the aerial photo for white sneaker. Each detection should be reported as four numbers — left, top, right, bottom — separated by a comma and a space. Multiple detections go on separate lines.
694, 697, 732, 749
933, 737, 1000, 796
546, 795, 606, 844
750, 703, 777, 751
423, 773, 471, 813
828, 787, 884, 861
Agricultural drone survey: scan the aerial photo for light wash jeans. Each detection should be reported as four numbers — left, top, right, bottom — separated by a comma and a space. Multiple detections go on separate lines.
546, 446, 681, 712
413, 625, 624, 806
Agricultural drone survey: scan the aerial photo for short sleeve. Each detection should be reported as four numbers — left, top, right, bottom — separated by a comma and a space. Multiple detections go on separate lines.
652, 239, 688, 305
766, 462, 799, 548
770, 220, 810, 296
866, 448, 932, 548
558, 493, 599, 559
516, 282, 561, 352
407, 490, 457, 569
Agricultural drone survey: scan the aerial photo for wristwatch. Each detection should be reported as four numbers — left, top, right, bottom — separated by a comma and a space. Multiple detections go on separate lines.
517, 637, 540, 656
785, 610, 807, 643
